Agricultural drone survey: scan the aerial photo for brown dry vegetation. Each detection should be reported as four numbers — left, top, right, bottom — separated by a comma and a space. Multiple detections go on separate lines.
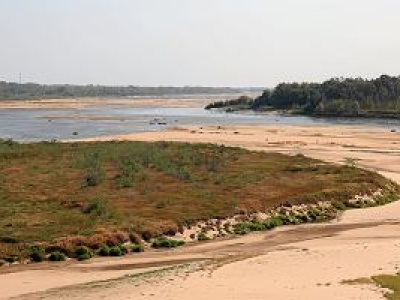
0, 139, 398, 259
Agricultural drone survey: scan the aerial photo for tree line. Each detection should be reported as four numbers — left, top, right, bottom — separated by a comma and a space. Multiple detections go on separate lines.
206, 75, 400, 118
0, 81, 240, 100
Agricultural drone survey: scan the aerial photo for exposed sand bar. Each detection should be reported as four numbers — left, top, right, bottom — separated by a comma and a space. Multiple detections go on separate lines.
0, 95, 241, 110
2, 123, 400, 300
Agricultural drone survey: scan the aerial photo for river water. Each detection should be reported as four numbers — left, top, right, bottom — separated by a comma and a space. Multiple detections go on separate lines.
1, 100, 400, 142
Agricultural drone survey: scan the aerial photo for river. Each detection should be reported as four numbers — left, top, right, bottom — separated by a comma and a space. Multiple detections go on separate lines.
1, 97, 400, 141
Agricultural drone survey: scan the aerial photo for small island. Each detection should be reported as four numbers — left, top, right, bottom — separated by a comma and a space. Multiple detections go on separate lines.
0, 139, 398, 263
206, 75, 400, 119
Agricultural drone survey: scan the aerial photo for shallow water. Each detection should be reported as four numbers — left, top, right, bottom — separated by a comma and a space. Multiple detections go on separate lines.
1, 101, 400, 142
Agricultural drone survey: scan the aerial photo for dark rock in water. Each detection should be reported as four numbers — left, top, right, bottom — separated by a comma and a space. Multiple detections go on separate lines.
150, 118, 167, 125
72, 131, 78, 136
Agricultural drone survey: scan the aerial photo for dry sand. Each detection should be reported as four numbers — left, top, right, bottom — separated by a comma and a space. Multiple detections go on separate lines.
0, 95, 243, 110
2, 124, 400, 299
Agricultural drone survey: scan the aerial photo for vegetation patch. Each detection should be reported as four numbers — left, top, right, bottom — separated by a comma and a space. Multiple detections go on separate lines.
342, 274, 400, 300
48, 251, 67, 262
372, 274, 400, 300
131, 244, 145, 253
0, 140, 398, 262
152, 237, 185, 249
74, 246, 94, 261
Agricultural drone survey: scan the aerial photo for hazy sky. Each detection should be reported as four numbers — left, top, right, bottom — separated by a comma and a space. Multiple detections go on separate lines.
1, 0, 400, 87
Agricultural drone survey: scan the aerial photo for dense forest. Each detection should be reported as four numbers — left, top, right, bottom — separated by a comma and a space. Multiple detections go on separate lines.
206, 75, 400, 118
0, 81, 240, 100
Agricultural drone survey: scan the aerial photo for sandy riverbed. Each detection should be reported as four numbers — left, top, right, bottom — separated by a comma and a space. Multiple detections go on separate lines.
2, 123, 400, 300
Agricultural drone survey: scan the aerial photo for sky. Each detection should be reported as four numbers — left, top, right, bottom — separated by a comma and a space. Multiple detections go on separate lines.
1, 0, 400, 87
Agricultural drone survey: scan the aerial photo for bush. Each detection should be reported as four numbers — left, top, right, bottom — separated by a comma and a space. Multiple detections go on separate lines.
233, 223, 251, 235
78, 253, 92, 261
248, 222, 266, 231
120, 245, 129, 255
280, 215, 301, 225
29, 247, 46, 263
151, 237, 185, 249
74, 246, 94, 261
131, 244, 144, 253
48, 251, 67, 262
109, 246, 123, 256
264, 216, 283, 229
98, 245, 110, 256
296, 214, 311, 223
197, 232, 210, 241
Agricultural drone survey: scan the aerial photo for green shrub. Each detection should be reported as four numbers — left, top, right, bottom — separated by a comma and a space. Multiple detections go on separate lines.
307, 209, 321, 221
131, 244, 144, 253
29, 246, 46, 263
248, 222, 266, 231
233, 223, 251, 235
74, 246, 94, 261
296, 214, 310, 223
78, 253, 92, 261
98, 245, 110, 256
264, 216, 283, 229
120, 245, 129, 255
151, 237, 185, 249
109, 246, 123, 256
48, 251, 67, 262
279, 215, 293, 225
331, 201, 346, 210
282, 215, 301, 225
197, 232, 210, 241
